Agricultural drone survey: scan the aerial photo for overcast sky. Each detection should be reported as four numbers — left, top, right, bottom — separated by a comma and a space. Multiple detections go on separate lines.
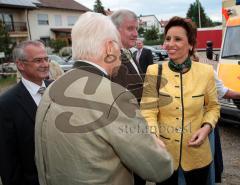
75, 0, 222, 22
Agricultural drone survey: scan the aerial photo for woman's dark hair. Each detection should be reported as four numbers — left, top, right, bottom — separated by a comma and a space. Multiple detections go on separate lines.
164, 16, 197, 56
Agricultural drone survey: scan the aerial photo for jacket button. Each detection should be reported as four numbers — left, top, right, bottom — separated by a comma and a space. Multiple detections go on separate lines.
175, 128, 182, 133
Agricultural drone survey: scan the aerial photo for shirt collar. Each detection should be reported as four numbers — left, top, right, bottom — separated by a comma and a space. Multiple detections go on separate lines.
80, 60, 108, 76
21, 77, 45, 95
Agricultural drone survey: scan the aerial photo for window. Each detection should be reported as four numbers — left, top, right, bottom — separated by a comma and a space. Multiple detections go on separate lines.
38, 14, 49, 25
67, 16, 78, 26
0, 14, 3, 23
54, 15, 62, 26
222, 26, 240, 59
0, 13, 14, 31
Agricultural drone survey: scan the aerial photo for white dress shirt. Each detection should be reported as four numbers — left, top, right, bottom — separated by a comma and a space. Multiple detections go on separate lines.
21, 77, 46, 106
136, 48, 143, 63
214, 71, 228, 99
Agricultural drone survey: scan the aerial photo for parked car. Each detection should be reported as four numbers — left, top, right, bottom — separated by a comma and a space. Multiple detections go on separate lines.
130, 47, 161, 61
144, 46, 168, 61
48, 55, 74, 72
2, 62, 17, 72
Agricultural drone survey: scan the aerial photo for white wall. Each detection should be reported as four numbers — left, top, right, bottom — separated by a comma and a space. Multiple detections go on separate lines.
28, 8, 84, 40
139, 15, 161, 31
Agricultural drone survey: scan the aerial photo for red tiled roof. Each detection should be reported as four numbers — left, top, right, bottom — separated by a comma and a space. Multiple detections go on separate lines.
38, 0, 91, 12
160, 20, 169, 27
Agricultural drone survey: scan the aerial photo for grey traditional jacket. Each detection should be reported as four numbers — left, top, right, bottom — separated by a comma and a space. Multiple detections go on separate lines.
35, 62, 173, 185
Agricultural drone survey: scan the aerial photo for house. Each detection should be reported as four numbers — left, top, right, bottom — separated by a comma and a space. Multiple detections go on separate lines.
159, 19, 169, 34
0, 0, 38, 44
0, 0, 91, 45
138, 15, 162, 34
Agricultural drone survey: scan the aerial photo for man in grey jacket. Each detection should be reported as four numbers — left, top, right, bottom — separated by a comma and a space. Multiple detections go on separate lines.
35, 12, 173, 185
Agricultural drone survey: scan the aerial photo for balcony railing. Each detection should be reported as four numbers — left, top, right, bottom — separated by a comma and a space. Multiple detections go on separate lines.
3, 21, 27, 32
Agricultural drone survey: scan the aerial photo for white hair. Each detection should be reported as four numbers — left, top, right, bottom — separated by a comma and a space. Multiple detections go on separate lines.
72, 12, 120, 61
111, 9, 137, 29
12, 40, 45, 62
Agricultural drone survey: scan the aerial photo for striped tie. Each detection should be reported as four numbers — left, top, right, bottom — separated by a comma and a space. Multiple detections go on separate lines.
38, 87, 46, 95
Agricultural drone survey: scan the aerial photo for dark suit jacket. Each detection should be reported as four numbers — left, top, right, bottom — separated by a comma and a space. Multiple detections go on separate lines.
111, 51, 144, 102
0, 80, 51, 185
133, 48, 153, 74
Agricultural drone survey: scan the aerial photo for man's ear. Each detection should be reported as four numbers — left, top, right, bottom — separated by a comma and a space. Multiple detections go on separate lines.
16, 60, 25, 71
105, 40, 113, 55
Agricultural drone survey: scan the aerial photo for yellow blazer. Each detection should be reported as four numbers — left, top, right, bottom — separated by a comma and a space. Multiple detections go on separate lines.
141, 62, 220, 171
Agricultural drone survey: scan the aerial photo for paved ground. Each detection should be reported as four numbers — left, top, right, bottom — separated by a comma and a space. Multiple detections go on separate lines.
146, 123, 240, 185
219, 122, 240, 185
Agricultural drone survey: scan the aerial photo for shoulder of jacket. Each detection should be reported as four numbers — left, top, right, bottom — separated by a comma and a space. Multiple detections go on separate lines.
0, 83, 20, 106
192, 62, 214, 80
147, 63, 159, 74
144, 48, 151, 52
192, 62, 213, 71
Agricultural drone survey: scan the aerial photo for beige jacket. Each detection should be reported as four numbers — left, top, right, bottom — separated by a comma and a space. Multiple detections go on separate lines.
35, 66, 173, 185
141, 62, 220, 171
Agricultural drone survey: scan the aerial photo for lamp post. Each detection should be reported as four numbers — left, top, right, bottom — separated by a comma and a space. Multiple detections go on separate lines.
197, 0, 201, 28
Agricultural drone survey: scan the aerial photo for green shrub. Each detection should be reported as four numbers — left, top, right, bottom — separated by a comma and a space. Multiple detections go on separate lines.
143, 40, 163, 46
49, 39, 67, 53
144, 26, 159, 41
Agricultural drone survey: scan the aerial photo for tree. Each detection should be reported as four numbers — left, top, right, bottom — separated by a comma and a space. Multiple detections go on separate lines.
0, 21, 12, 58
49, 39, 67, 53
186, 0, 214, 28
138, 27, 145, 37
144, 26, 159, 41
93, 0, 106, 15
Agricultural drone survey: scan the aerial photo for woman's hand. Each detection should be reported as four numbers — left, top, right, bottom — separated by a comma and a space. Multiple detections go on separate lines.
188, 124, 212, 147
152, 134, 166, 148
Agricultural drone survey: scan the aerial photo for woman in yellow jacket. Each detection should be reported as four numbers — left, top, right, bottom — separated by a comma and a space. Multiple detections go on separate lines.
140, 16, 220, 185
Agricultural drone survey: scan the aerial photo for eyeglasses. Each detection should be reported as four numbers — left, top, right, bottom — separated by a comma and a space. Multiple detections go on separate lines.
21, 57, 50, 64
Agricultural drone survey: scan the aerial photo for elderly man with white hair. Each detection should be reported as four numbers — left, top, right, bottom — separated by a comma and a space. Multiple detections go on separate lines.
34, 12, 173, 185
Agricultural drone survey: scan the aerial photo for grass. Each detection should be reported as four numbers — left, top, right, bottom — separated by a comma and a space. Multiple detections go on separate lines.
0, 75, 17, 94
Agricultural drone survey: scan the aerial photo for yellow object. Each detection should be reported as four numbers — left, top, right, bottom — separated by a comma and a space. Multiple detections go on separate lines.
141, 62, 220, 171
218, 63, 240, 92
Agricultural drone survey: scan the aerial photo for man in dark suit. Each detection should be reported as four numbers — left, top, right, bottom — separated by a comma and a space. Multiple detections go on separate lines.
111, 9, 144, 102
0, 41, 50, 185
133, 39, 153, 74
111, 9, 146, 185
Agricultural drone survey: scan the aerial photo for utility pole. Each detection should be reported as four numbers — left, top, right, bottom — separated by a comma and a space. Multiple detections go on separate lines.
197, 0, 201, 28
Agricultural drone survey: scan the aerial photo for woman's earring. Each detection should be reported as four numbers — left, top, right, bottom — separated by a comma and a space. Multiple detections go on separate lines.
104, 54, 117, 64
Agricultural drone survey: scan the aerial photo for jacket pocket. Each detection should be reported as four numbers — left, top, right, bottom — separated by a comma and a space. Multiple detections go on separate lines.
192, 94, 204, 98
159, 93, 171, 97
160, 134, 170, 140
